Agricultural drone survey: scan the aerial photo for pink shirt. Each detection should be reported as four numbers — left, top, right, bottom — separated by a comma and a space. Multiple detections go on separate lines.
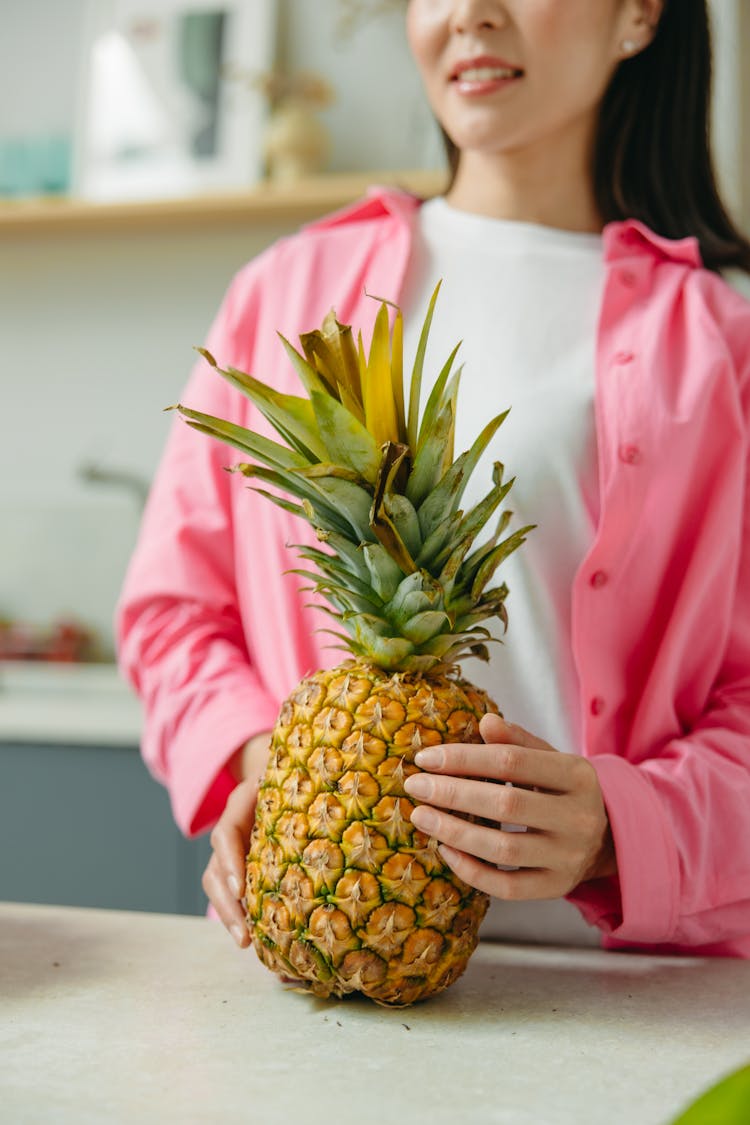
116, 188, 750, 957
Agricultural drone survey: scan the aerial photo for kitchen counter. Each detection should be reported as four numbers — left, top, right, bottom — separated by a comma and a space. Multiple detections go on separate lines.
2, 903, 749, 1124
0, 662, 142, 746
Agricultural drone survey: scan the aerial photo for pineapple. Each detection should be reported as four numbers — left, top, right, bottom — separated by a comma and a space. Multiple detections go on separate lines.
176, 283, 532, 1005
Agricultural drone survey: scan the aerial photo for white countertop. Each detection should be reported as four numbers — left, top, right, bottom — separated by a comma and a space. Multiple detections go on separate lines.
0, 662, 142, 746
2, 902, 749, 1125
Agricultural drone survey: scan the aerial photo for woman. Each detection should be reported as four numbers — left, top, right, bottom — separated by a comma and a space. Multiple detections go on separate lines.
117, 0, 750, 956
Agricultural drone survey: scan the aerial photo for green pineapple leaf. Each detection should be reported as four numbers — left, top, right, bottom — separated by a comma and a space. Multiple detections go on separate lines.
416, 343, 462, 453
468, 526, 535, 602
406, 281, 442, 451
185, 286, 531, 674
174, 404, 308, 472
415, 409, 509, 539
362, 543, 404, 603
407, 396, 458, 510
196, 347, 328, 463
309, 389, 381, 484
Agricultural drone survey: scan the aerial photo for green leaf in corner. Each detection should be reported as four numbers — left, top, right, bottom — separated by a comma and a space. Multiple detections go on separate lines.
668, 1064, 750, 1125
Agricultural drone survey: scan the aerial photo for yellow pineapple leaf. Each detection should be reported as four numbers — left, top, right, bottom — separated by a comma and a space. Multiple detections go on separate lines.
301, 323, 364, 418
357, 330, 368, 401
300, 314, 363, 419
323, 311, 362, 406
337, 381, 366, 423
391, 309, 407, 445
277, 334, 332, 400
363, 302, 400, 448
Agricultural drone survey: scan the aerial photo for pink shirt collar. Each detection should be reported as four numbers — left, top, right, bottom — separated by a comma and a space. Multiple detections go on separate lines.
309, 185, 704, 270
602, 218, 703, 268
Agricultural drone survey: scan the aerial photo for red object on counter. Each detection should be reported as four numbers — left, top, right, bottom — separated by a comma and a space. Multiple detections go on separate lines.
0, 618, 95, 662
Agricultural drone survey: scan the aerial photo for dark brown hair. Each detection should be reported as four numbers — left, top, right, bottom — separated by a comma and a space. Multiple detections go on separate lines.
440, 0, 750, 274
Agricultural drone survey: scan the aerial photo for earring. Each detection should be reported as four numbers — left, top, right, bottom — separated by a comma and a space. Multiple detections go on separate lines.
621, 39, 638, 55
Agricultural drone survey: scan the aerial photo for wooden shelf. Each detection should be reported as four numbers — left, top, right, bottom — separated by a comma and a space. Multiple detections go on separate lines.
0, 169, 446, 236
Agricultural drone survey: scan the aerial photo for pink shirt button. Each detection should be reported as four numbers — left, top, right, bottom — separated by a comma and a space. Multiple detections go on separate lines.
590, 570, 608, 588
619, 443, 643, 465
613, 350, 635, 365
619, 269, 638, 288
590, 697, 606, 716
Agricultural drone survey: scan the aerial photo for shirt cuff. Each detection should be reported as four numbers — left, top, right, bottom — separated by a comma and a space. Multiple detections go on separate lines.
166, 686, 282, 837
567, 753, 680, 945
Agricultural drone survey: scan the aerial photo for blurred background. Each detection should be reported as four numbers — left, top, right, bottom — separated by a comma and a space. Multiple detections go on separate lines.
0, 0, 748, 917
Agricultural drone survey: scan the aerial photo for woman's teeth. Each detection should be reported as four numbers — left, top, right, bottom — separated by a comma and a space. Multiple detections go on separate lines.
457, 67, 518, 81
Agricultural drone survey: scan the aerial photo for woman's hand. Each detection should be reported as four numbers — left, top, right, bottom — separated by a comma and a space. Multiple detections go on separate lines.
201, 731, 272, 947
403, 713, 616, 900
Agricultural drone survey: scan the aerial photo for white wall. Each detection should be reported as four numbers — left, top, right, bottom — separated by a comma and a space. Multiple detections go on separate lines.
707, 0, 747, 226
1, 0, 748, 656
0, 0, 441, 656
0, 220, 293, 653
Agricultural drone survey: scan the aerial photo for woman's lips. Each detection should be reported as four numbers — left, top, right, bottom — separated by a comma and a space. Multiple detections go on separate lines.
450, 59, 523, 97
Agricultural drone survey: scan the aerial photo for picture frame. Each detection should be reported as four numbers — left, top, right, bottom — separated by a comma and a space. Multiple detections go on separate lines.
72, 0, 276, 202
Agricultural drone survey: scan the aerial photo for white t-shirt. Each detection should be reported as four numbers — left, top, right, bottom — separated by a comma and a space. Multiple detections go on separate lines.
401, 197, 605, 945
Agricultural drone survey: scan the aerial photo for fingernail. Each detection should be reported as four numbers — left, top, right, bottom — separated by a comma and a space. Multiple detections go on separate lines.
404, 773, 433, 798
228, 874, 242, 898
410, 805, 438, 832
231, 924, 246, 947
414, 747, 444, 768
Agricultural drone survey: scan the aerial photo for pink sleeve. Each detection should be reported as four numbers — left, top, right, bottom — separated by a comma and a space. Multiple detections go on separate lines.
115, 258, 281, 836
568, 684, 750, 953
569, 292, 750, 954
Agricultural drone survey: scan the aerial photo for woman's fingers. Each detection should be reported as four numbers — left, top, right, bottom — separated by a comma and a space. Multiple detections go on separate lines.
413, 739, 577, 792
404, 717, 615, 898
202, 852, 251, 946
209, 781, 257, 891
437, 844, 561, 901
204, 777, 259, 946
409, 803, 553, 869
404, 770, 559, 830
479, 712, 556, 751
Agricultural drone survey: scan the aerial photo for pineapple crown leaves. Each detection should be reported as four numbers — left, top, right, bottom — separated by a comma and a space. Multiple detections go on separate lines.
176, 283, 533, 674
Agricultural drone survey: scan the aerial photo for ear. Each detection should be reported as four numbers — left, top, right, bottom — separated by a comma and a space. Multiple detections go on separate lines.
639, 0, 665, 39
620, 0, 664, 55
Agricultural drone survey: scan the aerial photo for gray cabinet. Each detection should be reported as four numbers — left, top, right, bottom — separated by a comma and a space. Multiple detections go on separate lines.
0, 740, 212, 915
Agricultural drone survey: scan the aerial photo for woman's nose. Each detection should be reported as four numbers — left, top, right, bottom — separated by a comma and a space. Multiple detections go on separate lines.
449, 0, 508, 35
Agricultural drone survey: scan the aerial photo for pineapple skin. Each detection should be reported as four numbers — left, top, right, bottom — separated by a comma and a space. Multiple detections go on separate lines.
245, 660, 498, 1006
